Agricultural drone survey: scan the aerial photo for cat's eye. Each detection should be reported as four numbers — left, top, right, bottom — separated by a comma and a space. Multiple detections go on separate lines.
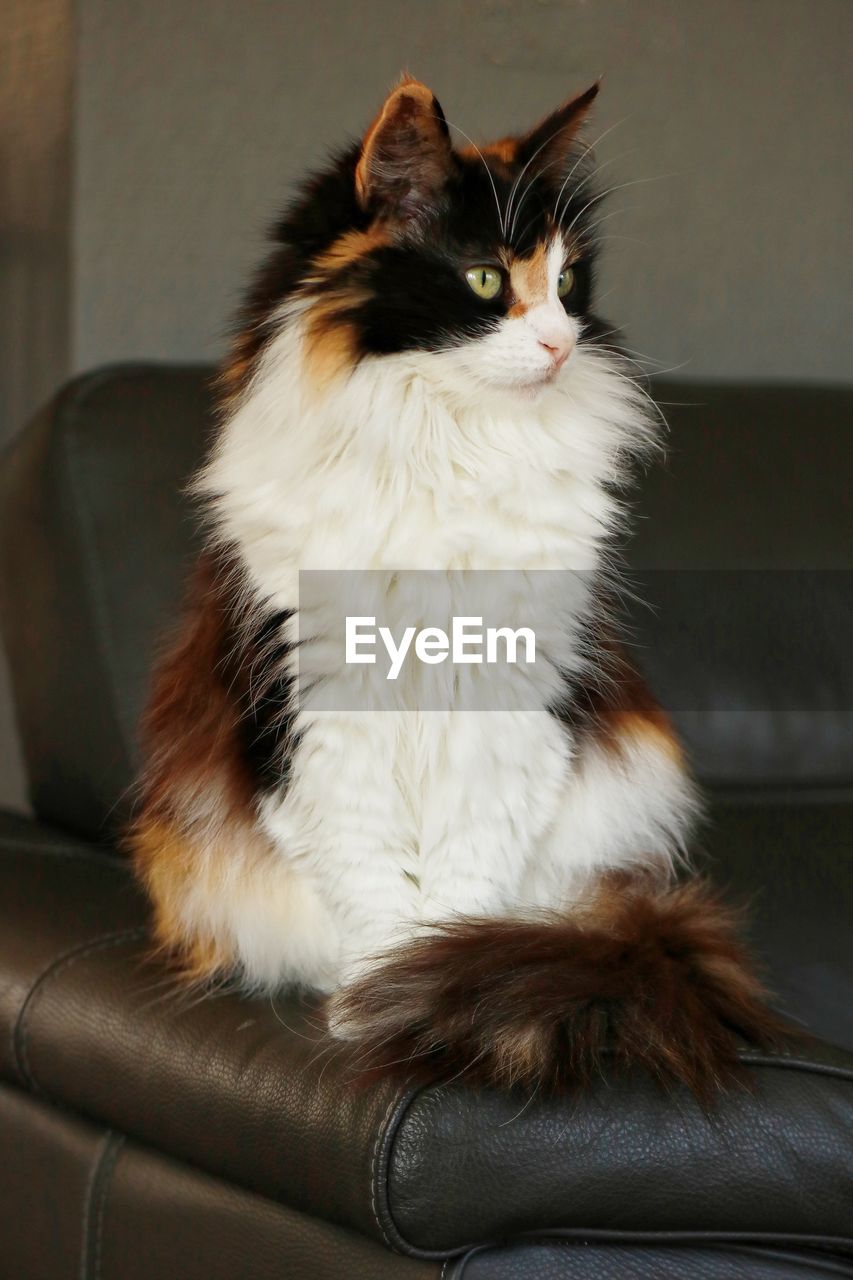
557, 267, 575, 298
465, 266, 503, 300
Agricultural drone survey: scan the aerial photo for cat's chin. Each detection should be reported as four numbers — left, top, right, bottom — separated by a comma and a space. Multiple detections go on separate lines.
505, 370, 563, 401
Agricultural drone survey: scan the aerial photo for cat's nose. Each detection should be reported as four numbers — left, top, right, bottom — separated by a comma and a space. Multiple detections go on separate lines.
538, 337, 573, 369
529, 309, 576, 368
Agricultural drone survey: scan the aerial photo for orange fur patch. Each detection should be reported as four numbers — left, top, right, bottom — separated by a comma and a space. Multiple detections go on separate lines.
312, 226, 388, 275
301, 227, 388, 388
508, 242, 550, 316
131, 816, 235, 978
303, 291, 366, 386
559, 629, 685, 766
459, 136, 518, 175
131, 808, 300, 984
609, 709, 685, 765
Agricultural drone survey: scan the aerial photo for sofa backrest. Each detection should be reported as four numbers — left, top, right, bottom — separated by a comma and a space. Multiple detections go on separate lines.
629, 381, 853, 793
0, 366, 212, 839
1, 365, 851, 840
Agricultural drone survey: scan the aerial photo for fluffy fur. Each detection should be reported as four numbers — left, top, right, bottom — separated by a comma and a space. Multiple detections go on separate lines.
130, 76, 786, 1100
330, 877, 786, 1107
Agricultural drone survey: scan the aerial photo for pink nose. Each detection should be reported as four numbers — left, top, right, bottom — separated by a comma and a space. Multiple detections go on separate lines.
539, 338, 573, 369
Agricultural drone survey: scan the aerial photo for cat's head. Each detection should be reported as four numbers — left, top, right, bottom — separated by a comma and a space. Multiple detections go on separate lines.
227, 77, 608, 403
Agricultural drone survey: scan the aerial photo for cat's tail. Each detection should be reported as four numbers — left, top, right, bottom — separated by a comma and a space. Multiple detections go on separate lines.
328, 876, 792, 1106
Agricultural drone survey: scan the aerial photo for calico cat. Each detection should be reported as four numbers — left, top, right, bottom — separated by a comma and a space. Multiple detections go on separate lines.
131, 77, 784, 1102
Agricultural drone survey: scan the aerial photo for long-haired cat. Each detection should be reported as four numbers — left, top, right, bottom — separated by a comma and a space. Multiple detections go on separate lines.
131, 77, 785, 1103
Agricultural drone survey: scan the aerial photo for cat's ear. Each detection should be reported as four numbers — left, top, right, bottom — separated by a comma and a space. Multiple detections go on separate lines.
355, 78, 454, 223
516, 82, 600, 183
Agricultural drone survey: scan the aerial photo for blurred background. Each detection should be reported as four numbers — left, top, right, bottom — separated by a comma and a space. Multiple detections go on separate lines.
1, 0, 851, 812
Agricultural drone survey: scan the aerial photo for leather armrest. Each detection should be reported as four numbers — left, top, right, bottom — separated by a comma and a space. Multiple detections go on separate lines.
1, 810, 851, 1263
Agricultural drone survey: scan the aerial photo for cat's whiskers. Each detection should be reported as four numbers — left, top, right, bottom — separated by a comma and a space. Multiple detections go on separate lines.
511, 167, 608, 252
512, 155, 637, 254
509, 145, 612, 247
590, 233, 648, 249
507, 165, 552, 246
550, 149, 636, 239
435, 113, 506, 236
504, 119, 585, 243
591, 327, 668, 365
581, 345, 670, 431
560, 174, 673, 239
550, 116, 630, 229
571, 203, 642, 246
268, 993, 327, 1043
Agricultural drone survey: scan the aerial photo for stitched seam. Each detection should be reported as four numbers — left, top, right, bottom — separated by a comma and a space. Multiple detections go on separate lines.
441, 1252, 486, 1279
396, 1227, 853, 1266
92, 1133, 125, 1280
737, 1052, 853, 1083
442, 1240, 853, 1275
371, 1049, 851, 1257
78, 1133, 109, 1280
370, 1090, 407, 1249
372, 1062, 850, 1258
12, 927, 147, 1092
78, 1131, 115, 1280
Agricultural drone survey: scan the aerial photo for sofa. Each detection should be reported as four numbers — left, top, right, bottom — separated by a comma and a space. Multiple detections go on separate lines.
0, 364, 851, 1279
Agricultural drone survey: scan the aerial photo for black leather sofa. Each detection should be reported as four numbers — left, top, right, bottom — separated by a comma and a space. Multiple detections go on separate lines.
0, 365, 851, 1279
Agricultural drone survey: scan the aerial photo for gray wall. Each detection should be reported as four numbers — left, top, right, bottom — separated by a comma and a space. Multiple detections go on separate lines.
1, 0, 72, 439
73, 0, 852, 380
1, 0, 851, 814
0, 0, 73, 812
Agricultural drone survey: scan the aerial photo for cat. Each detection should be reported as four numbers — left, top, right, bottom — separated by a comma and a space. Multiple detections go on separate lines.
130, 76, 784, 1103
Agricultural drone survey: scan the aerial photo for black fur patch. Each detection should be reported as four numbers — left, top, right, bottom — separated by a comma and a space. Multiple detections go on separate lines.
231, 605, 301, 794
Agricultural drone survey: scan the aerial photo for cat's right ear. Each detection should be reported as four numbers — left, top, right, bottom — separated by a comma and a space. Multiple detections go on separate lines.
355, 78, 453, 224
515, 82, 600, 185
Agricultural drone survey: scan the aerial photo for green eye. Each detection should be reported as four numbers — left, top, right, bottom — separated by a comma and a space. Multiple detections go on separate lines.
465, 266, 502, 300
557, 267, 575, 298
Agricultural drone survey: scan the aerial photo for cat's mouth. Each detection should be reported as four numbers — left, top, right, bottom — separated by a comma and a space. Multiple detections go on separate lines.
515, 359, 572, 394
524, 341, 577, 389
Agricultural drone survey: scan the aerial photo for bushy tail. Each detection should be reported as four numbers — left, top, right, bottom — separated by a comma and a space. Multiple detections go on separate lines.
329, 878, 793, 1106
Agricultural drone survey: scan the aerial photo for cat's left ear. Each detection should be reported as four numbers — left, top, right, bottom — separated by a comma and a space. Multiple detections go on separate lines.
516, 82, 600, 183
355, 77, 454, 223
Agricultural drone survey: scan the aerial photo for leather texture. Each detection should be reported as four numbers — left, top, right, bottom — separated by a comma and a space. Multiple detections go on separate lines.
2, 367, 850, 841
0, 812, 851, 1265
446, 1241, 853, 1278
0, 1083, 440, 1280
0, 810, 148, 1083
2, 1072, 846, 1280
0, 364, 212, 840
0, 1081, 103, 1280
385, 1047, 853, 1255
99, 1132, 440, 1280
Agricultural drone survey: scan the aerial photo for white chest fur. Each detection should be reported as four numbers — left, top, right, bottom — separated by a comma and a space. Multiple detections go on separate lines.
191, 320, 688, 987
